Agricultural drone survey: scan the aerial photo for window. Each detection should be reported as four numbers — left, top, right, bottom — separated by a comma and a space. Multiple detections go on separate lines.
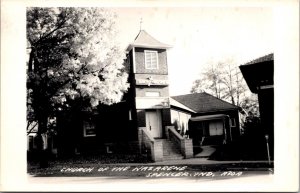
230, 118, 236, 127
209, 121, 224, 136
145, 50, 158, 69
83, 121, 96, 137
129, 110, 132, 120
145, 91, 160, 97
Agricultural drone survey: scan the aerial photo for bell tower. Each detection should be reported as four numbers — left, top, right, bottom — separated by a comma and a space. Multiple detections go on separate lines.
126, 30, 172, 138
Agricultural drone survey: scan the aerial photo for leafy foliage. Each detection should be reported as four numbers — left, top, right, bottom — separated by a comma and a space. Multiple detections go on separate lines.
27, 7, 129, 132
191, 58, 259, 116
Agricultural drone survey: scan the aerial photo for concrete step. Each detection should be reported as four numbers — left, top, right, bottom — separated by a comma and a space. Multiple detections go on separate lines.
161, 139, 184, 161
163, 147, 181, 152
163, 151, 181, 156
162, 142, 181, 154
163, 155, 184, 160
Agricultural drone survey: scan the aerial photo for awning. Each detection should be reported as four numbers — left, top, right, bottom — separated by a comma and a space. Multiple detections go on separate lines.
190, 114, 228, 121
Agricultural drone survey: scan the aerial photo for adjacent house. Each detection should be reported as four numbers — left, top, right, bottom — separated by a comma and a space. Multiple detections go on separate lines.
239, 53, 274, 160
170, 93, 241, 151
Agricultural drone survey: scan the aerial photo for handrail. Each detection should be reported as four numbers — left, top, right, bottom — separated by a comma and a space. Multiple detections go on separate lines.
167, 126, 182, 155
168, 126, 184, 140
139, 127, 163, 161
165, 126, 194, 159
142, 128, 155, 143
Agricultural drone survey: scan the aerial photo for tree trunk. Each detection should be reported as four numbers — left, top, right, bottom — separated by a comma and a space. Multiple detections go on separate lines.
37, 115, 49, 168
231, 95, 235, 105
28, 49, 34, 72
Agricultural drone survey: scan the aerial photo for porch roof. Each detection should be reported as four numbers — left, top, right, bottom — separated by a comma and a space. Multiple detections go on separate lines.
189, 114, 227, 121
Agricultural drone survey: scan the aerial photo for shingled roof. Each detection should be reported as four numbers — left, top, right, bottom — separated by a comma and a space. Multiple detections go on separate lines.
239, 53, 274, 93
171, 92, 239, 113
243, 53, 274, 66
127, 30, 172, 51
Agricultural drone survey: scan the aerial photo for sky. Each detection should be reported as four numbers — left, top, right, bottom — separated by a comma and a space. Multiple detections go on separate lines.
111, 7, 274, 96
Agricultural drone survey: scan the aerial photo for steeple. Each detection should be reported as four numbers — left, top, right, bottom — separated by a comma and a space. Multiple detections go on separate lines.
127, 30, 172, 51
139, 18, 143, 31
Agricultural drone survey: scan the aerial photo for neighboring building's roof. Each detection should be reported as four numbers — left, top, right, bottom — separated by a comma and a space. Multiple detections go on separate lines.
242, 53, 274, 66
171, 92, 239, 113
239, 53, 274, 93
170, 97, 196, 113
190, 114, 228, 121
127, 30, 172, 51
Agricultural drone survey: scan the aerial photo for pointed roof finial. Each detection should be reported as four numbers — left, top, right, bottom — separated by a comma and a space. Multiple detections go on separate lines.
140, 17, 143, 31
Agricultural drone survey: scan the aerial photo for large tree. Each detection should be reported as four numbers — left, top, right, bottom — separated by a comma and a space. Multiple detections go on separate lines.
26, 7, 129, 155
191, 58, 259, 116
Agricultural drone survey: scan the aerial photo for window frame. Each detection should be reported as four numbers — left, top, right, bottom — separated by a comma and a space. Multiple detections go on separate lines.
83, 120, 96, 137
230, 118, 236, 127
145, 91, 160, 97
144, 50, 159, 69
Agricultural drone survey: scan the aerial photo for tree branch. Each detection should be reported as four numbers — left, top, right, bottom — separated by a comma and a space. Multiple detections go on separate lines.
90, 63, 110, 75
33, 19, 69, 46
48, 62, 89, 98
27, 122, 38, 135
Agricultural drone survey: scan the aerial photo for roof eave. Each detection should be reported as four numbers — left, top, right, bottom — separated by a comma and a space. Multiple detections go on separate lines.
239, 60, 274, 93
194, 107, 240, 114
190, 114, 229, 121
170, 98, 197, 113
126, 43, 172, 51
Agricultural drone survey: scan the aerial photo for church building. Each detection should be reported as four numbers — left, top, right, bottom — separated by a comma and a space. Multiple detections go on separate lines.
30, 30, 242, 162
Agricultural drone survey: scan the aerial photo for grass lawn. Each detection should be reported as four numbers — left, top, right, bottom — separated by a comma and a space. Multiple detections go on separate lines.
28, 153, 153, 174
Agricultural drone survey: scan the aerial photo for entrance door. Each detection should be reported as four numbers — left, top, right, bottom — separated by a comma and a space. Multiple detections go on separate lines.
209, 120, 224, 136
146, 110, 162, 138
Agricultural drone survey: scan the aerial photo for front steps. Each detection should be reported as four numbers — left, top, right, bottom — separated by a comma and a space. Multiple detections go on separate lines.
162, 139, 184, 161
138, 127, 194, 162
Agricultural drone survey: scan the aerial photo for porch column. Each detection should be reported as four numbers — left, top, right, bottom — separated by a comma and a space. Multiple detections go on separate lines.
223, 118, 227, 144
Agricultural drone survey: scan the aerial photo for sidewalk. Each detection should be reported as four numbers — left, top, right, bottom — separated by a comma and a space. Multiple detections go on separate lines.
96, 157, 273, 166
153, 158, 273, 165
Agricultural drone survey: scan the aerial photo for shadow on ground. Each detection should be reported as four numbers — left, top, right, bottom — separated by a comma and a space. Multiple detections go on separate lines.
208, 134, 271, 161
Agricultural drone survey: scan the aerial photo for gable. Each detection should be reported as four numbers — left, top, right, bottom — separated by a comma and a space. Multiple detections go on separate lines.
170, 97, 196, 113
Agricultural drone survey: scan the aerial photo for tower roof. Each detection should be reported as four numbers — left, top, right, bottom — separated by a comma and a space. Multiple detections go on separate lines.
127, 30, 172, 51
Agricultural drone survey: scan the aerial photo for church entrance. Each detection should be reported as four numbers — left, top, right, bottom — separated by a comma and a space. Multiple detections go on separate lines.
145, 110, 163, 138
